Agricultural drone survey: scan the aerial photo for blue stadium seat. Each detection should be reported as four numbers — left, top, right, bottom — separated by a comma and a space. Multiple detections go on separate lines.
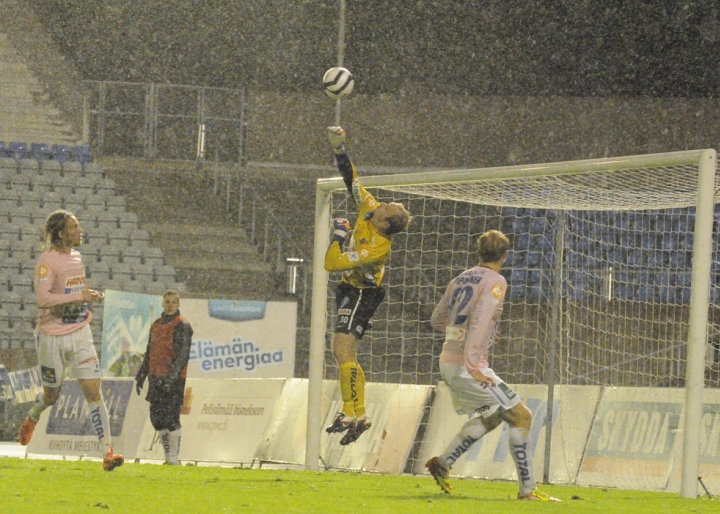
640, 234, 657, 249
8, 142, 27, 161
647, 251, 665, 267
668, 251, 689, 268
72, 145, 92, 165
627, 249, 646, 266
31, 143, 51, 166
51, 144, 70, 165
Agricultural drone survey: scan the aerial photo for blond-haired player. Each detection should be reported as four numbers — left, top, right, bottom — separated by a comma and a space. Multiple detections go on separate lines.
18, 209, 123, 471
425, 230, 560, 501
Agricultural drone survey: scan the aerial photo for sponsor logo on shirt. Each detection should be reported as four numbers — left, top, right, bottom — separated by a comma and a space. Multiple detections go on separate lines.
360, 249, 369, 258
37, 265, 49, 277
338, 309, 352, 315
64, 275, 86, 294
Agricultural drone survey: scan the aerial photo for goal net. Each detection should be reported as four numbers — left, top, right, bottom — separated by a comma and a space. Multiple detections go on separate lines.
306, 149, 717, 496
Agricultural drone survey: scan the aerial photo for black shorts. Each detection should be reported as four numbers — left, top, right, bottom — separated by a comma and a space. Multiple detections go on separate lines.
334, 282, 385, 339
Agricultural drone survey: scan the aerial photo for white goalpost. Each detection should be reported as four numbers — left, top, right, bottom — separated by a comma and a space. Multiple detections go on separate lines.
306, 149, 717, 498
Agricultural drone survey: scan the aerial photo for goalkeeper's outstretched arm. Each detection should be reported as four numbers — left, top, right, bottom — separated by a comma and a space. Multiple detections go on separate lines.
328, 126, 354, 194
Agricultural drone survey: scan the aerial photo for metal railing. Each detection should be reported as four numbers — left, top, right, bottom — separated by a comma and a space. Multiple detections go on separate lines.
208, 161, 310, 312
84, 80, 248, 164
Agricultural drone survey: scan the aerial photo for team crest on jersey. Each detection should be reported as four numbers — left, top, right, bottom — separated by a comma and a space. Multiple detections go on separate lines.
492, 285, 504, 299
37, 265, 48, 277
348, 251, 359, 262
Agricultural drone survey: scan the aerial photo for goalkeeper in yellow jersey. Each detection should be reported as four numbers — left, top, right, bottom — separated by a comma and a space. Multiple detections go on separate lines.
324, 126, 411, 445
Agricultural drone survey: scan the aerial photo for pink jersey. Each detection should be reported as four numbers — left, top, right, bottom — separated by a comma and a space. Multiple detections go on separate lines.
34, 248, 93, 335
431, 266, 506, 371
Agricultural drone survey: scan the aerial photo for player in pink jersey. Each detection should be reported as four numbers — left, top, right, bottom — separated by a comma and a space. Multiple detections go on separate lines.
18, 209, 124, 471
425, 230, 560, 502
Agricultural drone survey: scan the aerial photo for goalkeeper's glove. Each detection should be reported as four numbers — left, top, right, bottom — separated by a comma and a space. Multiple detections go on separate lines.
332, 218, 351, 245
327, 126, 346, 154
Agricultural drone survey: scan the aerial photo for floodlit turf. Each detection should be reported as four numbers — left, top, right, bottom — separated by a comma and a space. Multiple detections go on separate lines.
1, 458, 719, 513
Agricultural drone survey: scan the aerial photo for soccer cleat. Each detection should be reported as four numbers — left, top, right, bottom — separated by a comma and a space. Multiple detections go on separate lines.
103, 446, 124, 472
325, 412, 353, 434
517, 488, 561, 502
18, 416, 37, 446
425, 456, 452, 494
339, 417, 372, 446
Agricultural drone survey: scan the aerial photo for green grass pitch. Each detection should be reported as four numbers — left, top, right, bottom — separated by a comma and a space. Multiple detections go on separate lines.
1, 458, 719, 513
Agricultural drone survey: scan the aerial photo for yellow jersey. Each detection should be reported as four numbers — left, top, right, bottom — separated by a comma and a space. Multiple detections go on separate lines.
324, 156, 392, 288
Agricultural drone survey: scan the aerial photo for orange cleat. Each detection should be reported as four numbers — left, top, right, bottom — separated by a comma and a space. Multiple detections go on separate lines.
18, 416, 37, 446
103, 446, 124, 472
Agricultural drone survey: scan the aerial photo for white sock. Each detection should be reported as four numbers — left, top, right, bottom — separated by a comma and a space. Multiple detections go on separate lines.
509, 426, 536, 495
167, 429, 181, 464
439, 416, 488, 469
28, 392, 50, 422
158, 429, 170, 462
87, 399, 112, 453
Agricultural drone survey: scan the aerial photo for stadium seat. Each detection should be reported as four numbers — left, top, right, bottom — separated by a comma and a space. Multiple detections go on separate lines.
62, 160, 83, 174
86, 261, 110, 283
9, 173, 31, 192
132, 263, 154, 283
85, 196, 106, 213
668, 251, 689, 268
120, 246, 143, 264
97, 212, 119, 229
106, 196, 127, 212
129, 229, 151, 247
647, 251, 665, 267
80, 245, 101, 263
83, 162, 104, 178
18, 158, 39, 173
31, 143, 51, 165
142, 247, 165, 266
31, 174, 55, 193
154, 264, 177, 282
111, 262, 134, 281
51, 144, 70, 165
72, 145, 92, 165
8, 142, 27, 161
99, 244, 120, 265
118, 212, 138, 229
529, 217, 547, 234
0, 156, 18, 172
41, 192, 63, 212
41, 158, 62, 173
8, 275, 33, 293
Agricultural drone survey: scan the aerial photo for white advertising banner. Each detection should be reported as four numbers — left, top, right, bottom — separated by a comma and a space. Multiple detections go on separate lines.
102, 291, 297, 379
183, 300, 296, 379
415, 383, 599, 486
576, 387, 685, 492
134, 378, 286, 464
255, 379, 432, 474
26, 378, 148, 460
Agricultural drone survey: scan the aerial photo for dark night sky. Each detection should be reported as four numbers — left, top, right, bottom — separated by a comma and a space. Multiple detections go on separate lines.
32, 0, 720, 97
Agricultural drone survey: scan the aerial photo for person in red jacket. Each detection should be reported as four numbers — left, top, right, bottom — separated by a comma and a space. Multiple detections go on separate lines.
135, 290, 193, 465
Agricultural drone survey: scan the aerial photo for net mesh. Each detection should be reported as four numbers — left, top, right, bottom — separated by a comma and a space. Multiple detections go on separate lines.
324, 160, 720, 389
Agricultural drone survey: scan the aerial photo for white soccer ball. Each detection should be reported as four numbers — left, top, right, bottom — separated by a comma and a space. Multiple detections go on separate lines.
322, 67, 354, 100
